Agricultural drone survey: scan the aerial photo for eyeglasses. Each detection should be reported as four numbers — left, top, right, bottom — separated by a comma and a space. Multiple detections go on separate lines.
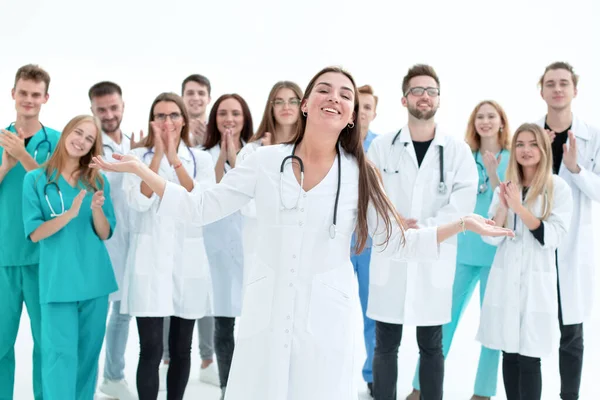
154, 112, 182, 122
272, 98, 301, 107
404, 87, 440, 97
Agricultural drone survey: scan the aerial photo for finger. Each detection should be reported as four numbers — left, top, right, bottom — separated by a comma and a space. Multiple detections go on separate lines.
497, 153, 502, 163
563, 143, 568, 154
16, 128, 25, 139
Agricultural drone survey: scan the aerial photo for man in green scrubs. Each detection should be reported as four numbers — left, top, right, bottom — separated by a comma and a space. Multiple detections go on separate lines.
0, 64, 61, 400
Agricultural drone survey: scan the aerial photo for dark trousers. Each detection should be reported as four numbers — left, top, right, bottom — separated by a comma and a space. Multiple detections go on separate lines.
214, 316, 236, 389
136, 316, 195, 400
502, 352, 542, 400
373, 321, 443, 400
557, 272, 584, 400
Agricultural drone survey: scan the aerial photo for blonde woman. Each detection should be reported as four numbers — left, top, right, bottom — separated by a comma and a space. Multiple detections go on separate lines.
477, 123, 573, 400
409, 100, 511, 400
22, 115, 117, 399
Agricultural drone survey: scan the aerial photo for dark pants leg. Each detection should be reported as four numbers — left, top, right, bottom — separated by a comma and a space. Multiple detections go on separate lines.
166, 317, 195, 400
373, 321, 403, 400
136, 317, 163, 399
416, 325, 444, 400
214, 317, 236, 388
502, 352, 542, 400
557, 261, 584, 400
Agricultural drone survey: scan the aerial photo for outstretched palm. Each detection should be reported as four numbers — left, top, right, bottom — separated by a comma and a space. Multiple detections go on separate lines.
90, 154, 142, 174
464, 214, 515, 237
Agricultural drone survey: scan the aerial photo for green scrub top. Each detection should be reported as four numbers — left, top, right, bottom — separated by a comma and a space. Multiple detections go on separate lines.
22, 168, 118, 303
457, 149, 510, 267
0, 124, 61, 267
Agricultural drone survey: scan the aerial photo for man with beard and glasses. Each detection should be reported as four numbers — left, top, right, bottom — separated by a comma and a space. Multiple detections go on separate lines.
89, 81, 138, 400
366, 64, 478, 400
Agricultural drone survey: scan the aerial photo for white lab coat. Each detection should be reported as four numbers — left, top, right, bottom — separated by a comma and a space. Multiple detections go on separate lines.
101, 132, 131, 302
535, 115, 600, 324
201, 144, 245, 317
157, 144, 441, 400
237, 141, 262, 280
477, 175, 573, 357
120, 145, 215, 319
366, 126, 478, 325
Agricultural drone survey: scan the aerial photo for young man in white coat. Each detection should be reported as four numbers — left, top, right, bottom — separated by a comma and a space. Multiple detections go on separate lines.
367, 64, 478, 400
90, 81, 137, 400
536, 61, 600, 400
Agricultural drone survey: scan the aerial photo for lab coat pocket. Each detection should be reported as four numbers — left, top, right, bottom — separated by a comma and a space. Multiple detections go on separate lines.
238, 266, 274, 339
528, 271, 557, 313
307, 273, 353, 351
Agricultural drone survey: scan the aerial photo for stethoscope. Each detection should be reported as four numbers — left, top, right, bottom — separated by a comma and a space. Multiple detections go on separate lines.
101, 133, 131, 156
7, 122, 52, 162
43, 181, 66, 218
475, 150, 503, 194
382, 128, 446, 195
142, 145, 197, 178
279, 142, 341, 239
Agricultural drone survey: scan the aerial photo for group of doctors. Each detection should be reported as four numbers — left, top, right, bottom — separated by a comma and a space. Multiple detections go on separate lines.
0, 60, 597, 400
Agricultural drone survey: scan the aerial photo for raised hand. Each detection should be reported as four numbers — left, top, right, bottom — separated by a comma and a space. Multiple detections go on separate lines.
261, 132, 273, 146
90, 153, 144, 174
482, 151, 500, 176
67, 190, 87, 219
463, 214, 515, 237
189, 119, 207, 147
405, 218, 419, 229
562, 131, 580, 173
498, 182, 509, 209
150, 122, 166, 155
504, 181, 522, 211
226, 131, 238, 166
165, 129, 180, 165
545, 128, 556, 143
130, 129, 146, 149
1, 146, 18, 171
91, 190, 105, 209
0, 128, 27, 160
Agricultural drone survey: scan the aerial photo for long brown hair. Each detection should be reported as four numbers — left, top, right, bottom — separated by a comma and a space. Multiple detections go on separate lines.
289, 66, 405, 252
505, 123, 554, 220
204, 94, 253, 150
45, 115, 104, 190
465, 100, 511, 151
137, 93, 191, 150
251, 81, 303, 143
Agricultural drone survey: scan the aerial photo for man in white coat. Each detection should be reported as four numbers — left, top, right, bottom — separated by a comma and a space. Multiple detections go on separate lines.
536, 61, 600, 400
90, 81, 137, 400
367, 64, 478, 400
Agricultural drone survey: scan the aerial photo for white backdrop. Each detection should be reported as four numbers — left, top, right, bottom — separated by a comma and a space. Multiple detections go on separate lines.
2, 0, 599, 398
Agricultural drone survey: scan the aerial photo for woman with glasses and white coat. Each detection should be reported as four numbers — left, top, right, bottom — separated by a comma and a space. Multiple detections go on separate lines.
121, 93, 215, 400
91, 66, 514, 400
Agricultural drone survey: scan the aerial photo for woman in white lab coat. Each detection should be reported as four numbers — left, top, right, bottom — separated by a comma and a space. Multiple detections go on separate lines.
201, 93, 253, 397
91, 66, 514, 400
477, 123, 573, 400
121, 93, 215, 400
237, 81, 303, 280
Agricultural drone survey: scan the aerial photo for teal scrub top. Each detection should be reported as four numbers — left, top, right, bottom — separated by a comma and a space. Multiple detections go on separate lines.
0, 124, 61, 267
457, 148, 510, 267
22, 168, 118, 303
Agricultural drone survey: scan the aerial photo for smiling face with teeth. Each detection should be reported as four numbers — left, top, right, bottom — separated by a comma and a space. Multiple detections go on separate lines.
300, 72, 356, 134
475, 103, 503, 139
65, 120, 99, 159
515, 130, 542, 168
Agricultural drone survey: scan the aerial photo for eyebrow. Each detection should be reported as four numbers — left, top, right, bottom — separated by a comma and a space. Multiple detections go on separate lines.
316, 82, 354, 93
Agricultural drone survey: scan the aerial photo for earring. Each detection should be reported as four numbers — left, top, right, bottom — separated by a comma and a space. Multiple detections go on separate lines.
348, 122, 355, 129
302, 111, 307, 117
500, 126, 504, 133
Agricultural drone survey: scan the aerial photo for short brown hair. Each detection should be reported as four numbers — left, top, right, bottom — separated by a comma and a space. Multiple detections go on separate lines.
402, 64, 440, 95
539, 61, 579, 88
88, 81, 122, 100
14, 64, 51, 94
357, 85, 379, 108
182, 74, 211, 96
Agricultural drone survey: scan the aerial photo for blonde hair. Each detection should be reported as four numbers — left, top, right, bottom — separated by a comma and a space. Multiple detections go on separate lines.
505, 123, 554, 220
44, 115, 104, 191
465, 100, 511, 152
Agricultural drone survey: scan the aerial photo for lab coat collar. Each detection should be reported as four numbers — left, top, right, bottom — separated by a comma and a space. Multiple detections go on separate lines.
178, 142, 192, 161
536, 114, 590, 140
398, 124, 448, 146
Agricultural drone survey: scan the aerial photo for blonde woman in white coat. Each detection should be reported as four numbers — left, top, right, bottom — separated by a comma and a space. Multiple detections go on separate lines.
121, 93, 215, 400
477, 123, 573, 400
91, 66, 514, 400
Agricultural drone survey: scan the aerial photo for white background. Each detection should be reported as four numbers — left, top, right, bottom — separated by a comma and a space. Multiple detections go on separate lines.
2, 0, 599, 398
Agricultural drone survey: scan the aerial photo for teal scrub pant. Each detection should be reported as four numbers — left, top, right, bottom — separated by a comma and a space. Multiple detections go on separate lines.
41, 296, 109, 400
0, 265, 43, 400
412, 263, 500, 397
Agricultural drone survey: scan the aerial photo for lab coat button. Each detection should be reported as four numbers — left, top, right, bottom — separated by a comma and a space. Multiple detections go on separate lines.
303, 194, 307, 198
292, 254, 296, 259
287, 315, 291, 320
300, 208, 304, 212
289, 283, 293, 287
299, 221, 303, 226
285, 329, 289, 333
291, 269, 295, 273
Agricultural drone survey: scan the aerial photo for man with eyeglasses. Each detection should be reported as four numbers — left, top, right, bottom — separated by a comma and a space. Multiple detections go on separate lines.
90, 81, 137, 400
367, 64, 478, 400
